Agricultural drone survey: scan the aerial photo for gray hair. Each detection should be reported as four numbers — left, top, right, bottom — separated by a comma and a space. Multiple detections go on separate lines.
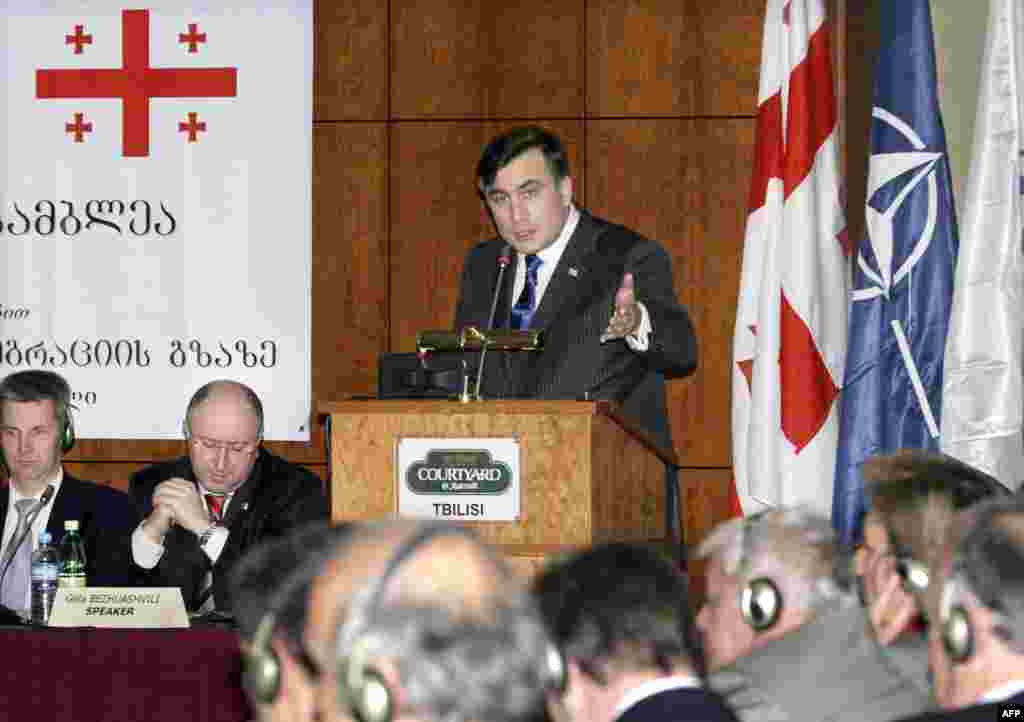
0, 370, 72, 428
333, 522, 554, 722
339, 593, 554, 722
696, 506, 848, 612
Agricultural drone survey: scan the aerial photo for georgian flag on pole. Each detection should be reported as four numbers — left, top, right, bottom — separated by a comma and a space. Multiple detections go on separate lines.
731, 0, 848, 517
832, 0, 959, 544
940, 0, 1024, 492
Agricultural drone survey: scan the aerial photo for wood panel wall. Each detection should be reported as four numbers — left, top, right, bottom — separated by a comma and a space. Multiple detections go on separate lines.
48, 1, 859, 580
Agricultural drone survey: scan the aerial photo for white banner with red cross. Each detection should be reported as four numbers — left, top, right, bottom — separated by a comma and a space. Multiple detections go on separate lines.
0, 1, 312, 440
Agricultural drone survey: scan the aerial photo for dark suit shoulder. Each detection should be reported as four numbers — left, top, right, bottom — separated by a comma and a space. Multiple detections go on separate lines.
130, 456, 192, 488
894, 691, 1024, 722
617, 687, 740, 722
62, 474, 134, 511
244, 449, 327, 523
255, 448, 321, 485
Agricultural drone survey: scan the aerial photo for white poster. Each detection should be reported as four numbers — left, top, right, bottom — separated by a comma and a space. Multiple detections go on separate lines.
0, 1, 312, 440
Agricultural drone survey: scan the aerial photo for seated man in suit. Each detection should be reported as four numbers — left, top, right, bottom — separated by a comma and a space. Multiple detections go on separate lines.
304, 520, 559, 722
454, 125, 697, 453
895, 497, 1024, 721
230, 521, 353, 722
697, 507, 930, 722
532, 542, 738, 722
0, 370, 139, 612
131, 379, 328, 612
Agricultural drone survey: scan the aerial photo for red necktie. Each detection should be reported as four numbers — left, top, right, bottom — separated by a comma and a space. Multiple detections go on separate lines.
205, 493, 225, 522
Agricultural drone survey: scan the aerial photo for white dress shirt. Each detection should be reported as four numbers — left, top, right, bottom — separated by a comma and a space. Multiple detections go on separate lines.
1, 471, 62, 610
511, 204, 651, 349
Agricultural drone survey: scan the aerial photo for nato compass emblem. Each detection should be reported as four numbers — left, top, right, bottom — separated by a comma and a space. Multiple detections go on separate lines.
853, 106, 944, 303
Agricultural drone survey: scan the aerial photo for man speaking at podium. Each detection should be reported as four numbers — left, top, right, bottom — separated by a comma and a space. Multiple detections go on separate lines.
454, 126, 697, 451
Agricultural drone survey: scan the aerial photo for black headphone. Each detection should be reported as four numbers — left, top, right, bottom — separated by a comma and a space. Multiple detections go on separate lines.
941, 569, 975, 666
740, 577, 783, 632
336, 524, 565, 722
242, 610, 282, 705
942, 601, 973, 665
59, 408, 75, 452
736, 514, 783, 632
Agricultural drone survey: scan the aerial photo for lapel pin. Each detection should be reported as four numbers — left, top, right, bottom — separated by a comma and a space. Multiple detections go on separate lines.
241, 502, 249, 512
568, 267, 580, 278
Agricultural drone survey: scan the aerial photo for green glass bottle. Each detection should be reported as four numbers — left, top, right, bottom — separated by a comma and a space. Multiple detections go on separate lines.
58, 520, 87, 588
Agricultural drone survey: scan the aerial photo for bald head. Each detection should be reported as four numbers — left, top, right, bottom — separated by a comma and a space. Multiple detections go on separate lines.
306, 521, 553, 722
307, 521, 515, 664
184, 380, 263, 494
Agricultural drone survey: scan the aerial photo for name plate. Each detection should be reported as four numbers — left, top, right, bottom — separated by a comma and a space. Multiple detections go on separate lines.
48, 587, 189, 628
396, 437, 520, 521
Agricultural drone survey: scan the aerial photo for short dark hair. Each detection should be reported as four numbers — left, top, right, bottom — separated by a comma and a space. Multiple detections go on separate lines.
476, 126, 569, 193
230, 521, 354, 649
0, 370, 72, 428
183, 379, 264, 440
531, 542, 704, 681
864, 450, 1010, 560
865, 450, 1009, 513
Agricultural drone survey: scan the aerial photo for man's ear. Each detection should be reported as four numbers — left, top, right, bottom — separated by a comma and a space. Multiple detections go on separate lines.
558, 175, 574, 207
853, 545, 868, 577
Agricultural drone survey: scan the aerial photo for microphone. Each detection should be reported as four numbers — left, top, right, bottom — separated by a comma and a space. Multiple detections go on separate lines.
474, 245, 513, 400
0, 484, 56, 623
485, 244, 513, 331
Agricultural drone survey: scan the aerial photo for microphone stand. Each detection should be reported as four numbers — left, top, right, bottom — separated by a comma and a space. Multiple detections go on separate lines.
0, 485, 56, 624
470, 245, 512, 402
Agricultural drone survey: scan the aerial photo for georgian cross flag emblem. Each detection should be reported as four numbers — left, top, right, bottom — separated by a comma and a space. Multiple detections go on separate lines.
35, 9, 238, 158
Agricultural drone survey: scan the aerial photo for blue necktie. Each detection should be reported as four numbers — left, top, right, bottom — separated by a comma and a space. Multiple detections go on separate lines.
510, 254, 542, 330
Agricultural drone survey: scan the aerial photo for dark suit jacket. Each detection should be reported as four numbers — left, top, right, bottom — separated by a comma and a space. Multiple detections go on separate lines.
895, 690, 1024, 722
0, 473, 140, 587
130, 448, 328, 611
616, 686, 740, 722
454, 210, 697, 449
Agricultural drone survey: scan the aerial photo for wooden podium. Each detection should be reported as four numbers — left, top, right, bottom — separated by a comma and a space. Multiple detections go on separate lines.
319, 399, 678, 574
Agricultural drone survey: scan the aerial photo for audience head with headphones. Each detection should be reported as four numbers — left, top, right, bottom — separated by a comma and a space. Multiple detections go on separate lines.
531, 542, 710, 722
694, 506, 846, 672
313, 520, 561, 722
863, 451, 1009, 596
856, 450, 1011, 650
230, 521, 355, 713
0, 370, 75, 492
931, 496, 1024, 710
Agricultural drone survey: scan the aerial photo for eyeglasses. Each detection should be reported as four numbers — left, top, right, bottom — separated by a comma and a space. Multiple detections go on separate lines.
190, 435, 259, 455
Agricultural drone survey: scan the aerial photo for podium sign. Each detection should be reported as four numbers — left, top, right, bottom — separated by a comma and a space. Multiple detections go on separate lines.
48, 587, 189, 628
396, 437, 520, 521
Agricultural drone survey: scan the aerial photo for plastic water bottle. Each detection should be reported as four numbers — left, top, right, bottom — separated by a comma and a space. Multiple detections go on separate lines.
58, 520, 87, 588
31, 530, 59, 624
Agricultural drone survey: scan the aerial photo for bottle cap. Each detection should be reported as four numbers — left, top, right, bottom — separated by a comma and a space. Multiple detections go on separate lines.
39, 531, 51, 545
64, 520, 79, 531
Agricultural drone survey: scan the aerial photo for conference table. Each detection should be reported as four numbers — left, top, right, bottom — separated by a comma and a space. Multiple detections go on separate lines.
0, 622, 251, 721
